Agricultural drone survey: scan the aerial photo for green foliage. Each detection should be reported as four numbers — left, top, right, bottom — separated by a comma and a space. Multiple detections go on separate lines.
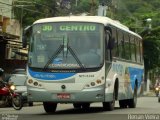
71, 0, 99, 15
143, 27, 160, 71
112, 0, 160, 73
13, 0, 58, 27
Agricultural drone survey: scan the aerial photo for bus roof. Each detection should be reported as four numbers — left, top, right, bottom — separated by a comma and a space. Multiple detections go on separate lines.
34, 16, 142, 39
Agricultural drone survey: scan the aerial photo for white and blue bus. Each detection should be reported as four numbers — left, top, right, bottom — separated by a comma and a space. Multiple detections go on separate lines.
24, 16, 144, 113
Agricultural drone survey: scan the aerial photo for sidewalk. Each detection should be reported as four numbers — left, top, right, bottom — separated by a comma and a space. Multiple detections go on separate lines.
142, 90, 156, 97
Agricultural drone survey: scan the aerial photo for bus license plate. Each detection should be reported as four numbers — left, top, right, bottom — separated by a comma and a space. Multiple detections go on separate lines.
57, 93, 70, 99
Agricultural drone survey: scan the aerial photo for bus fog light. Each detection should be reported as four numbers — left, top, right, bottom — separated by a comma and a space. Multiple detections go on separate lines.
96, 94, 103, 98
33, 82, 38, 86
96, 79, 102, 84
28, 79, 33, 84
91, 82, 95, 86
85, 84, 90, 87
101, 76, 105, 80
39, 84, 42, 87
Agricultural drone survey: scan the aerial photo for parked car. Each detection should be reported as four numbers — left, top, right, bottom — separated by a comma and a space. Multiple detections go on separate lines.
8, 69, 33, 106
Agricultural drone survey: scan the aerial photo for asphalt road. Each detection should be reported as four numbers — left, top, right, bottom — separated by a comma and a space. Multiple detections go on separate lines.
0, 96, 160, 120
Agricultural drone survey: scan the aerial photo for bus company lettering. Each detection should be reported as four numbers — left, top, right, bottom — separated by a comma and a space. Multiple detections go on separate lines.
60, 25, 96, 31
79, 75, 95, 78
34, 73, 56, 79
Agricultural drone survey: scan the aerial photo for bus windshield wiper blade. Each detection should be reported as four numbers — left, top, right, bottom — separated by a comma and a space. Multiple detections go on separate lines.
43, 45, 64, 71
68, 46, 86, 70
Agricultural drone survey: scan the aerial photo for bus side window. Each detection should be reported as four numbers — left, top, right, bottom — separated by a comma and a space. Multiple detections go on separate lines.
118, 30, 124, 59
136, 38, 141, 63
124, 33, 131, 60
130, 36, 136, 62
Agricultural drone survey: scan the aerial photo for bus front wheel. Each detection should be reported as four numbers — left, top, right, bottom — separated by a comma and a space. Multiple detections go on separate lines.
119, 100, 128, 108
73, 103, 82, 109
81, 103, 90, 109
43, 102, 57, 113
103, 91, 115, 111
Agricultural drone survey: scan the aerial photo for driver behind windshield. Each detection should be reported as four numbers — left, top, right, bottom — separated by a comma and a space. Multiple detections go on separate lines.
79, 36, 101, 67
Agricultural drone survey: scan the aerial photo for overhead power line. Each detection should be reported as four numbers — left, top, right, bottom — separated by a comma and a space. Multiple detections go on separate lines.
0, 1, 46, 15
15, 1, 53, 11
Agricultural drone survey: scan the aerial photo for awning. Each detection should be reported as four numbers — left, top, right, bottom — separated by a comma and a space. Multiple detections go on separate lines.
15, 51, 28, 57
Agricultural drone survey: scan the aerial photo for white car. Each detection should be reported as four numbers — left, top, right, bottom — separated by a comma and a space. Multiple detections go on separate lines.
8, 69, 33, 106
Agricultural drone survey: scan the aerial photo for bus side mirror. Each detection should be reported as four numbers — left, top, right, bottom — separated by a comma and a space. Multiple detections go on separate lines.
23, 26, 32, 48
105, 30, 115, 50
108, 37, 115, 50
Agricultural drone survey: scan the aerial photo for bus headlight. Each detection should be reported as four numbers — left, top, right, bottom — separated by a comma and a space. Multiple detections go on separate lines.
28, 79, 33, 84
91, 82, 96, 86
27, 79, 43, 88
33, 82, 38, 86
96, 79, 102, 84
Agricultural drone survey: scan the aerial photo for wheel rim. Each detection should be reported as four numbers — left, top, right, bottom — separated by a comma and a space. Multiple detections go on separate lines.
12, 96, 21, 107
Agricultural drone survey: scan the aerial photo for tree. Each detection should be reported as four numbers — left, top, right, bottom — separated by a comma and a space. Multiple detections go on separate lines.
13, 0, 58, 27
143, 27, 160, 71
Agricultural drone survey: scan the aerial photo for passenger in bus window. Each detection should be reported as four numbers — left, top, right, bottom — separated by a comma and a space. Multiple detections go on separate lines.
84, 38, 100, 66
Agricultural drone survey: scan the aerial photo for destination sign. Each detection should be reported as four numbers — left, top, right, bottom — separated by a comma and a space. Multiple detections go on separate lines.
59, 25, 96, 31
41, 24, 97, 32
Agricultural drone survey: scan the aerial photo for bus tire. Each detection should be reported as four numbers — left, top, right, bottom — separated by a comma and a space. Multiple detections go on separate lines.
128, 85, 137, 108
119, 100, 128, 108
73, 103, 81, 109
158, 97, 160, 103
43, 102, 57, 113
28, 102, 33, 106
82, 103, 90, 109
103, 90, 115, 111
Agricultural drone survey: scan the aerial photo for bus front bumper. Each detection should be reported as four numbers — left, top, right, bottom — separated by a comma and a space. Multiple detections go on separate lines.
27, 86, 105, 103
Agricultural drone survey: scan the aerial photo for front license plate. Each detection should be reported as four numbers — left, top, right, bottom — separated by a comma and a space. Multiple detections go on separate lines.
57, 93, 70, 99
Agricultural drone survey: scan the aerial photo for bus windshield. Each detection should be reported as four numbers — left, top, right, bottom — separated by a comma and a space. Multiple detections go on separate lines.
28, 22, 104, 70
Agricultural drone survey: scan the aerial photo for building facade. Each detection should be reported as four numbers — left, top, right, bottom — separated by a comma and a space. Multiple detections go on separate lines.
0, 0, 27, 73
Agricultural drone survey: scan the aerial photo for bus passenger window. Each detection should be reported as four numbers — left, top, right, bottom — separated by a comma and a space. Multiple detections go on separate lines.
136, 39, 141, 63
118, 31, 125, 59
124, 33, 131, 60
130, 36, 136, 62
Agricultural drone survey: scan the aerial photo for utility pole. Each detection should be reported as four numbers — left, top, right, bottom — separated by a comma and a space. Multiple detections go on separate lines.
97, 0, 117, 18
98, 1, 108, 16
75, 0, 78, 7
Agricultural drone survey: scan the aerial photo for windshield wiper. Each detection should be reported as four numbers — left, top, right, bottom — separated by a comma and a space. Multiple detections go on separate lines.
43, 36, 86, 71
68, 46, 85, 70
43, 45, 86, 71
43, 45, 64, 71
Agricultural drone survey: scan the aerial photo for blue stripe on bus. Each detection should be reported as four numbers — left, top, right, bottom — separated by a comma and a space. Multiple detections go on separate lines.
128, 67, 144, 90
28, 69, 76, 80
